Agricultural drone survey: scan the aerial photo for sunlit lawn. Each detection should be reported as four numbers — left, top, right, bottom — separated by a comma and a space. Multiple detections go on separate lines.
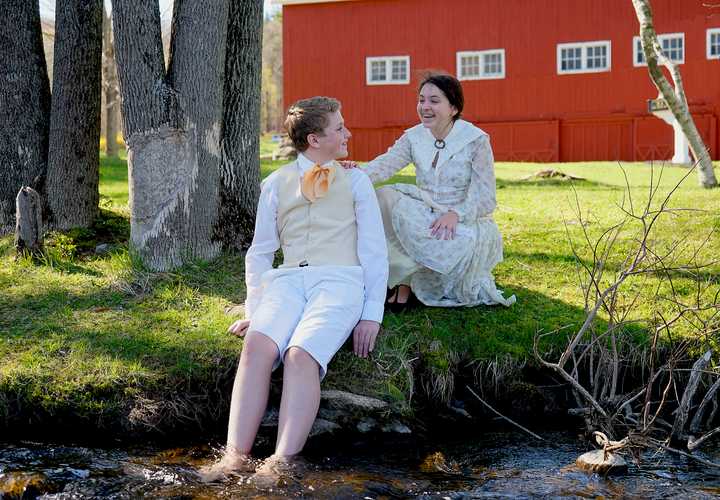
1, 148, 718, 424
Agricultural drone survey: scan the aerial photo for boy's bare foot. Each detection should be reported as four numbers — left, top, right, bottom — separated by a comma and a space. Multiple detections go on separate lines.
197, 452, 255, 483
250, 454, 307, 488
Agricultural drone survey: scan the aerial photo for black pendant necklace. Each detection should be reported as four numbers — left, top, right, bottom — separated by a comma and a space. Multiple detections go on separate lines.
434, 139, 446, 150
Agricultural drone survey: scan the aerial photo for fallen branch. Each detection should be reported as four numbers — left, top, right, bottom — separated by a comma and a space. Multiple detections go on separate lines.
466, 386, 545, 442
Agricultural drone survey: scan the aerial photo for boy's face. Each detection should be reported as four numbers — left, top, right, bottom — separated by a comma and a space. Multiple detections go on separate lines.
308, 110, 351, 160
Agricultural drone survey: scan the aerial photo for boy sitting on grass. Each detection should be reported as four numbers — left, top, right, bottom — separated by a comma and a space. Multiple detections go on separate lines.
202, 96, 388, 483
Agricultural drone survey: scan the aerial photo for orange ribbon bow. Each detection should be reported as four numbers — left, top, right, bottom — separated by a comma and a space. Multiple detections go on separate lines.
301, 164, 336, 202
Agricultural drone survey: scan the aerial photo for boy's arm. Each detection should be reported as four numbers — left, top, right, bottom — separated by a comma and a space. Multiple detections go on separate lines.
244, 177, 281, 321
349, 170, 389, 324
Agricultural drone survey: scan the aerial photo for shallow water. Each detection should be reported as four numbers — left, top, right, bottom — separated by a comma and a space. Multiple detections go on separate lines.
2, 431, 720, 498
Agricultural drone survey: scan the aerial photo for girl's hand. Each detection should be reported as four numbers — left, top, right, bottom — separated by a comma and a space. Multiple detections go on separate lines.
430, 211, 459, 240
339, 160, 358, 169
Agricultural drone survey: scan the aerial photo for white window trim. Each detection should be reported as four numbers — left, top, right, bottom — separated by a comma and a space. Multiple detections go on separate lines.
556, 40, 612, 74
708, 28, 720, 60
633, 33, 685, 66
456, 49, 506, 80
365, 56, 410, 86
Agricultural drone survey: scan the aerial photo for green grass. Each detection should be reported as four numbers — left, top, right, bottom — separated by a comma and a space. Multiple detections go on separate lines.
1, 153, 718, 429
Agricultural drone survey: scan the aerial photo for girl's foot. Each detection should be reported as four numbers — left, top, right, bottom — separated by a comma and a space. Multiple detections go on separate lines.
387, 285, 411, 304
198, 452, 255, 482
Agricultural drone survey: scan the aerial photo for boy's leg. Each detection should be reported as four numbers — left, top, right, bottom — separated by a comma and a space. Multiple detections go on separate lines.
274, 346, 321, 456
226, 331, 279, 455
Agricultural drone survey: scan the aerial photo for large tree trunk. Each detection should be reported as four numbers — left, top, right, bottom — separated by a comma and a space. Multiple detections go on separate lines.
0, 1, 51, 233
46, 0, 103, 230
113, 0, 229, 270
102, 11, 121, 159
215, 0, 263, 250
631, 0, 718, 188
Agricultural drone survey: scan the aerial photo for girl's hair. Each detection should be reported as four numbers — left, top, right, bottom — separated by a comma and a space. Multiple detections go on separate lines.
418, 73, 464, 121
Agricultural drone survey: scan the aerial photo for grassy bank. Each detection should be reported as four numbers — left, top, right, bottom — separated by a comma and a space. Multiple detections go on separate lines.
1, 153, 718, 436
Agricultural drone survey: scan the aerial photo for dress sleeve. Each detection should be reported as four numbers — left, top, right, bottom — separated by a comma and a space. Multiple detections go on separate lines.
362, 133, 414, 183
449, 135, 497, 222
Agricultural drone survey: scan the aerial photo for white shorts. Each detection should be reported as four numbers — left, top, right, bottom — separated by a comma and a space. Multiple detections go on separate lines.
248, 266, 364, 379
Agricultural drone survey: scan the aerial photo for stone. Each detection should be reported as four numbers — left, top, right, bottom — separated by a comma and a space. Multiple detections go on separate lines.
260, 408, 279, 427
356, 418, 377, 433
309, 418, 341, 437
95, 243, 112, 255
0, 472, 56, 498
576, 449, 628, 474
382, 421, 412, 434
320, 390, 388, 414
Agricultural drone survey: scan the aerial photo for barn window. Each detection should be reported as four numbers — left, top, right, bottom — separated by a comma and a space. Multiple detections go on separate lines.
708, 29, 720, 59
366, 56, 410, 85
557, 41, 611, 74
456, 50, 505, 80
633, 34, 684, 66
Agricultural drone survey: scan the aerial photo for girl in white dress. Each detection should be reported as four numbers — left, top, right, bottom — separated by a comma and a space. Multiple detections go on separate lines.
361, 73, 515, 309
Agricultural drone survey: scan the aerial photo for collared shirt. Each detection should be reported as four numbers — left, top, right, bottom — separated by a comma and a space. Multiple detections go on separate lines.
244, 153, 389, 324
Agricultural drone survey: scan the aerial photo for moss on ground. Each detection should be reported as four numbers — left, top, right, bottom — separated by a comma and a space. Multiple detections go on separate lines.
1, 152, 718, 435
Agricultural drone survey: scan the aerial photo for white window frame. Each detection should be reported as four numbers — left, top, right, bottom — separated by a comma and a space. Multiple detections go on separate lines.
556, 40, 612, 74
456, 49, 506, 80
365, 56, 410, 85
633, 33, 685, 66
708, 28, 720, 60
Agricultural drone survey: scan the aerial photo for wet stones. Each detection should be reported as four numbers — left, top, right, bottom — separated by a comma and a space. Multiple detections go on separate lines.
0, 471, 58, 499
576, 449, 628, 474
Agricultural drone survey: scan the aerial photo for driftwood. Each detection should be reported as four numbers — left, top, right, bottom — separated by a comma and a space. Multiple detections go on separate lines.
522, 169, 585, 181
671, 350, 712, 443
14, 186, 43, 256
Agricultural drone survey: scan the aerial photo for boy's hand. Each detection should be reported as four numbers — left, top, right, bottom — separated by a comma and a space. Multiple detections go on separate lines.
339, 160, 358, 169
228, 319, 251, 337
353, 320, 380, 358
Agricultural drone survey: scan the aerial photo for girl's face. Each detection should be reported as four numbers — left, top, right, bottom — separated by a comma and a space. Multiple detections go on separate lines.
417, 83, 458, 135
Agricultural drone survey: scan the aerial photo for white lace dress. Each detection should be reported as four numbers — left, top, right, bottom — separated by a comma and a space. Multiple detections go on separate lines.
363, 119, 516, 307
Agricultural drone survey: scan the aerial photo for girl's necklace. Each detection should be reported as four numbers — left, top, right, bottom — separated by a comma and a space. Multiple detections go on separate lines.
431, 121, 453, 168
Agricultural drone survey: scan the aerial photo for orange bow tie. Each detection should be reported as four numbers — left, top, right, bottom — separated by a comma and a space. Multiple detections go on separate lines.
301, 164, 336, 202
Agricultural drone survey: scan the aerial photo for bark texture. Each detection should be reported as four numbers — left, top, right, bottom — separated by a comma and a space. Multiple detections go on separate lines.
0, 1, 51, 233
113, 0, 229, 270
46, 0, 104, 230
15, 187, 44, 256
102, 11, 121, 158
216, 0, 264, 250
631, 0, 718, 188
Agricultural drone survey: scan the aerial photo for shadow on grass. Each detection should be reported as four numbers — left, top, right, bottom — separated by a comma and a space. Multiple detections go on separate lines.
497, 177, 613, 190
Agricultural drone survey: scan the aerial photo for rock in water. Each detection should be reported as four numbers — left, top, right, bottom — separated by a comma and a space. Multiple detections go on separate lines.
576, 449, 628, 474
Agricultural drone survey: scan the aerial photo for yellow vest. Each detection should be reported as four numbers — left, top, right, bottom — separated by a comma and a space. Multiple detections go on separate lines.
276, 162, 360, 268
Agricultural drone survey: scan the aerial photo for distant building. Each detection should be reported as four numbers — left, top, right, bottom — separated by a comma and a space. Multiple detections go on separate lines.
277, 0, 719, 162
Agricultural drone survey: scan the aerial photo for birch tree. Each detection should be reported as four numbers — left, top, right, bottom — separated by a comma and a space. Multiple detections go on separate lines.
45, 0, 103, 230
631, 0, 718, 188
112, 0, 229, 270
0, 1, 51, 233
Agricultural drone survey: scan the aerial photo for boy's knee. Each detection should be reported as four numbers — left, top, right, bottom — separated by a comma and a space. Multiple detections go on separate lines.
284, 346, 317, 368
240, 332, 278, 364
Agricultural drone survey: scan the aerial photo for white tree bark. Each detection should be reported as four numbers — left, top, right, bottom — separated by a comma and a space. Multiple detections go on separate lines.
631, 0, 718, 188
113, 0, 229, 270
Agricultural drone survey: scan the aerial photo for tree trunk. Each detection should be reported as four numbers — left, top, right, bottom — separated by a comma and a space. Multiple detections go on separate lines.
0, 1, 51, 233
15, 187, 43, 256
113, 0, 229, 270
631, 0, 718, 188
103, 11, 120, 158
216, 0, 263, 250
46, 0, 103, 230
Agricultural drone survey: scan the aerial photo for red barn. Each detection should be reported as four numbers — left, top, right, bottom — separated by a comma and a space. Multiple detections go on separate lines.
277, 0, 720, 162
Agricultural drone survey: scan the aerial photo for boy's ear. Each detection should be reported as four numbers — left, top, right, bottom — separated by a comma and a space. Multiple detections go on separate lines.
306, 133, 320, 149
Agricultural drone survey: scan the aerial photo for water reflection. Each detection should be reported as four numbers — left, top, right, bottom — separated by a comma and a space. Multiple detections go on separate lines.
1, 432, 719, 498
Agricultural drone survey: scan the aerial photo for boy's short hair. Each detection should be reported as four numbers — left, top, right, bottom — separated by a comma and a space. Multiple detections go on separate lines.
284, 96, 341, 152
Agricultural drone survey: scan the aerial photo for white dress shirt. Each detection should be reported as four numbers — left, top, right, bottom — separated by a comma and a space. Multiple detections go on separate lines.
244, 153, 389, 324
